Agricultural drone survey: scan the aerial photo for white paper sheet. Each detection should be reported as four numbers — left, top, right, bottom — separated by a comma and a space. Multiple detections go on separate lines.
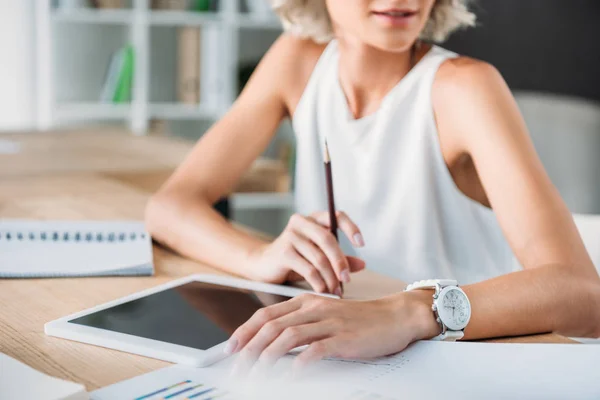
0, 353, 88, 400
303, 341, 600, 400
91, 341, 600, 400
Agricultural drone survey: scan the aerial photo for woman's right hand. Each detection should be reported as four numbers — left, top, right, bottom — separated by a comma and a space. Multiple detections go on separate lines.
248, 211, 366, 296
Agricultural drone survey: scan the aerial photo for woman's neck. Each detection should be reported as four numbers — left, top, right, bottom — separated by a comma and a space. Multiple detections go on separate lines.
337, 37, 421, 119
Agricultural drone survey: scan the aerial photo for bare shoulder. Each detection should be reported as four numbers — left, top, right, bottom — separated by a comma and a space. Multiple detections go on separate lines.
269, 34, 326, 78
432, 56, 518, 149
433, 56, 507, 100
261, 34, 327, 115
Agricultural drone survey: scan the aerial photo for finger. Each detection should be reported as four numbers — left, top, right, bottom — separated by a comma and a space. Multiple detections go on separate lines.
259, 322, 333, 364
290, 214, 350, 283
347, 256, 366, 272
311, 211, 365, 248
288, 251, 328, 294
292, 234, 340, 295
236, 310, 318, 372
286, 271, 304, 281
227, 299, 302, 355
293, 337, 342, 369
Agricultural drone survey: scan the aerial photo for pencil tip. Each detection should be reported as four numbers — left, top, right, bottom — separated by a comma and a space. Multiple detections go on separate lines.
324, 140, 331, 163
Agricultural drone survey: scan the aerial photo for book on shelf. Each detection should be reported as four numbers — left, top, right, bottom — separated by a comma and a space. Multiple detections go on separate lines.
56, 0, 91, 9
100, 45, 135, 104
152, 0, 216, 12
113, 45, 135, 103
196, 20, 225, 112
95, 0, 124, 8
177, 27, 201, 104
151, 0, 188, 9
100, 48, 124, 102
207, 0, 219, 11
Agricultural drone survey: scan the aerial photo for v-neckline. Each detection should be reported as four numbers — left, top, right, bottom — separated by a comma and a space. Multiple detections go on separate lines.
334, 43, 437, 125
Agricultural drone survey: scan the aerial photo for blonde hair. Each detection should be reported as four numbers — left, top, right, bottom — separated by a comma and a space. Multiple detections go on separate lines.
269, 0, 476, 43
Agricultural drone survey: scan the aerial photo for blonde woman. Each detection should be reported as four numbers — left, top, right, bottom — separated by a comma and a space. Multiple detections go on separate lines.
145, 0, 600, 367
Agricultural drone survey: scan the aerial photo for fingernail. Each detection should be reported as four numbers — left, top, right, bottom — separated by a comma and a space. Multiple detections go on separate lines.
224, 337, 238, 355
334, 286, 342, 297
341, 269, 350, 283
353, 233, 365, 247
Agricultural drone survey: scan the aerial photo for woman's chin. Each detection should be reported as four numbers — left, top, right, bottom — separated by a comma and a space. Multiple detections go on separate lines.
364, 34, 420, 53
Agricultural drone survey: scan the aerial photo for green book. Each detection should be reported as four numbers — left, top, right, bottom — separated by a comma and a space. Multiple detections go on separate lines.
192, 0, 211, 11
113, 45, 135, 103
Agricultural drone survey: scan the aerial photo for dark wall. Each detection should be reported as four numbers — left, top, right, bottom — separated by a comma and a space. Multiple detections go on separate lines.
443, 0, 600, 102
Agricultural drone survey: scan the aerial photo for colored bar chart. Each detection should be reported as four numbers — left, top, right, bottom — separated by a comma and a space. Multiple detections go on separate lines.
135, 380, 191, 400
133, 380, 231, 400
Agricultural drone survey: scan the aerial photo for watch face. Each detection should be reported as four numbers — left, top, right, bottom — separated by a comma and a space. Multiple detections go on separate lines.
438, 287, 471, 331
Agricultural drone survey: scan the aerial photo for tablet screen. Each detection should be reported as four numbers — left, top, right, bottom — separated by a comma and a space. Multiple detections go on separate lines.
68, 281, 291, 350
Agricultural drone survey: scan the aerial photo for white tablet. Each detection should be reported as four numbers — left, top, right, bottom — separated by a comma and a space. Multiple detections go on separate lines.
45, 274, 336, 367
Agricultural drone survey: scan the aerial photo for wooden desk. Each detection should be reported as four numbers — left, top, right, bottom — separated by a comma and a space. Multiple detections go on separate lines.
0, 173, 410, 390
0, 133, 575, 392
0, 129, 191, 178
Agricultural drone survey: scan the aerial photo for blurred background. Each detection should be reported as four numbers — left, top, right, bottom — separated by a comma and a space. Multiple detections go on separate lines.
1, 0, 599, 236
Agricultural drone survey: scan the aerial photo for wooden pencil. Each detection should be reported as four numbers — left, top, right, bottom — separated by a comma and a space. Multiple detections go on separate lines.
323, 140, 343, 295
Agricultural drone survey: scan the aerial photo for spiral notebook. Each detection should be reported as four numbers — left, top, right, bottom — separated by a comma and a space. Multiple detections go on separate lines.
0, 220, 154, 278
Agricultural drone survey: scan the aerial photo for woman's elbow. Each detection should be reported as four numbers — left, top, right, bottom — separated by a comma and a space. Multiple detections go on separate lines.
589, 280, 600, 338
579, 264, 600, 337
145, 189, 178, 244
571, 275, 600, 338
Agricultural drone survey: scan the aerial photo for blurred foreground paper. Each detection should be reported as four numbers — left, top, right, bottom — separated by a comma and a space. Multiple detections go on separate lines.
0, 353, 88, 400
91, 341, 600, 400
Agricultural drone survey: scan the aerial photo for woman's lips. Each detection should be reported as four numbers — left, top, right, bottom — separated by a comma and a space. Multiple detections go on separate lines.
371, 9, 418, 27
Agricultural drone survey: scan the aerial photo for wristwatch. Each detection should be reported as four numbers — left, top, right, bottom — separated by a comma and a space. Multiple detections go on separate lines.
405, 279, 471, 341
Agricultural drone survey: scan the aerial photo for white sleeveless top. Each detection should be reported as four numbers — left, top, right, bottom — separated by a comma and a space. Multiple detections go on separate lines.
292, 41, 521, 285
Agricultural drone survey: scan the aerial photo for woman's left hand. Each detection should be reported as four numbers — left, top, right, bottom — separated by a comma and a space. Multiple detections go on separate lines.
224, 291, 440, 372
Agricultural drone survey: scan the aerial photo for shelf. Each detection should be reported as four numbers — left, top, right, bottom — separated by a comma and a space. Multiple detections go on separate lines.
51, 8, 284, 31
52, 9, 133, 24
149, 103, 219, 120
149, 11, 222, 26
40, 2, 284, 137
55, 103, 131, 120
234, 15, 282, 30
54, 103, 218, 122
231, 192, 294, 210
51, 9, 282, 29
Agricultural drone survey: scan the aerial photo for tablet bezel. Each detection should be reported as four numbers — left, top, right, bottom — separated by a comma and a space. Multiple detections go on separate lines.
45, 274, 336, 367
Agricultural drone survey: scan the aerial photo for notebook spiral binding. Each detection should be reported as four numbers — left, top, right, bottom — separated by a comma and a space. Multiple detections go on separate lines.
0, 268, 154, 279
0, 230, 148, 242
0, 221, 153, 279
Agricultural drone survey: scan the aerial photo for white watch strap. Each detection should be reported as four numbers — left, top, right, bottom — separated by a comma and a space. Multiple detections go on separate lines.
405, 279, 458, 291
405, 279, 464, 342
431, 330, 464, 341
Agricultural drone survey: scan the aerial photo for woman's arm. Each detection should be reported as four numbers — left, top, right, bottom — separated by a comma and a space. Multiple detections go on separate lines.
224, 60, 600, 371
145, 36, 290, 278
146, 36, 366, 293
433, 59, 600, 339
